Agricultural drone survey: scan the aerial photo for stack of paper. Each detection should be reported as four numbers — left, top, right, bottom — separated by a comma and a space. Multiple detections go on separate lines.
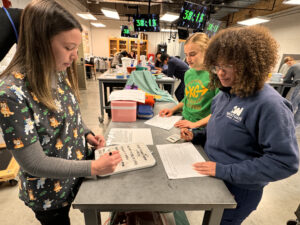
144, 115, 182, 130
106, 128, 153, 146
157, 143, 206, 179
108, 90, 145, 103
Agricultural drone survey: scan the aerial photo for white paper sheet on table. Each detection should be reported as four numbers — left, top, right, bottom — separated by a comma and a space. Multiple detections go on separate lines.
157, 142, 207, 179
106, 128, 153, 146
144, 115, 182, 130
108, 90, 145, 103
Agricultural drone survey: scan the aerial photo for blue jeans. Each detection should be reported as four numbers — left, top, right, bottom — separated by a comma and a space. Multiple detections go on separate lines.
220, 182, 263, 225
291, 84, 300, 127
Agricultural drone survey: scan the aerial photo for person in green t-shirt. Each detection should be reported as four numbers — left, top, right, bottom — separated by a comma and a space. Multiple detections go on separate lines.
159, 32, 219, 129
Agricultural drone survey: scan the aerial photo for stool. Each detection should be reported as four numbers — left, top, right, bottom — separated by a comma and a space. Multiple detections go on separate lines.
85, 64, 96, 80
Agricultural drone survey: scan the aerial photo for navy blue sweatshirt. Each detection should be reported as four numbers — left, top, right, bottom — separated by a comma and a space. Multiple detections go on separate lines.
162, 57, 189, 101
193, 84, 299, 190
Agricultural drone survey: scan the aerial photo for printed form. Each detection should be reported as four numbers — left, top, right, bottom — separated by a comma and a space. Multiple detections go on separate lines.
106, 128, 153, 146
157, 142, 207, 179
145, 115, 182, 130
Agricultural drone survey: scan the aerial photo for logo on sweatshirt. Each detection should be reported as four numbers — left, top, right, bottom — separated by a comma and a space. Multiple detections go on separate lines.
227, 106, 244, 122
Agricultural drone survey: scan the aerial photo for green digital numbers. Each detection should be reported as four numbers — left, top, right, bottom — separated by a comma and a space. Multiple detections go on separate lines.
198, 13, 205, 23
136, 19, 145, 27
183, 9, 205, 23
152, 19, 157, 27
124, 29, 130, 34
183, 9, 193, 21
207, 23, 219, 32
136, 18, 157, 28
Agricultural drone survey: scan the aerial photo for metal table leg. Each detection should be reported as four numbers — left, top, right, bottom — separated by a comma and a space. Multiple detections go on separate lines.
98, 80, 104, 123
202, 208, 224, 225
82, 209, 101, 225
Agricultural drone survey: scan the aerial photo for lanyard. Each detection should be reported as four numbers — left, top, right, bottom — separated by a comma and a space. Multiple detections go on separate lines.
2, 7, 18, 43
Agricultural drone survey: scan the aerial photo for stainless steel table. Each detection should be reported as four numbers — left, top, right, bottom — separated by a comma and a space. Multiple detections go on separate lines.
97, 75, 175, 123
267, 81, 294, 96
73, 103, 236, 225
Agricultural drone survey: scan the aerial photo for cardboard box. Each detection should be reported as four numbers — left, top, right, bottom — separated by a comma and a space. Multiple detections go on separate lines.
111, 100, 137, 122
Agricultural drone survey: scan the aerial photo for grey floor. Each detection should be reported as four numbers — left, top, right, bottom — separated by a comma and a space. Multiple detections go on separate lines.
1, 77, 300, 225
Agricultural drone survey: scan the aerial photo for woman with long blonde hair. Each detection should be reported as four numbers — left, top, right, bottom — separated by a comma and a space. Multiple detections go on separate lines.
159, 32, 219, 130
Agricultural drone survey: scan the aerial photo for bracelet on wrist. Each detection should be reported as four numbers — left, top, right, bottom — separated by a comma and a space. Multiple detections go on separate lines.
84, 131, 95, 139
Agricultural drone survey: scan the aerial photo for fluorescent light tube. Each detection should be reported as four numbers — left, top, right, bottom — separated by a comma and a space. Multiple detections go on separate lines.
101, 8, 120, 19
91, 22, 106, 28
237, 17, 270, 26
283, 0, 300, 5
76, 13, 97, 20
160, 13, 179, 22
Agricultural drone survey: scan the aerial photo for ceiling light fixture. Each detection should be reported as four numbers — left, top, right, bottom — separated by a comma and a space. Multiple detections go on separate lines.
76, 13, 97, 20
237, 17, 270, 26
91, 22, 106, 28
283, 0, 300, 4
160, 12, 179, 22
101, 8, 120, 19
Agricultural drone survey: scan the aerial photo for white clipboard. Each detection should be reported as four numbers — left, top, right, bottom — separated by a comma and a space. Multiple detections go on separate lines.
94, 143, 156, 176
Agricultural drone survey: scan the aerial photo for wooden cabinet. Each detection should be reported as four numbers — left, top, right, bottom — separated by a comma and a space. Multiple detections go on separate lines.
109, 38, 130, 57
129, 39, 148, 60
109, 38, 119, 57
109, 38, 148, 60
118, 39, 128, 53
139, 40, 148, 57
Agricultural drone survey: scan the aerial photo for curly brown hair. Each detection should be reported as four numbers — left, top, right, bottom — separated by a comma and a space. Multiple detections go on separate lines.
204, 25, 278, 97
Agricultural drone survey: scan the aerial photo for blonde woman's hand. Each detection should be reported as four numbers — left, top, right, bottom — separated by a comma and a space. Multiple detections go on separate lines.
180, 128, 193, 141
175, 120, 196, 128
159, 108, 173, 117
91, 151, 122, 176
192, 161, 216, 176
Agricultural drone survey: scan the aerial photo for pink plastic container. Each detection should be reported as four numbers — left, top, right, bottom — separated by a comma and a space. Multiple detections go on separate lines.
111, 100, 137, 122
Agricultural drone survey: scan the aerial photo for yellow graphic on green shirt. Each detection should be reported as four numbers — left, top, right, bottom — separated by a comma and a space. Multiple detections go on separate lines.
185, 80, 208, 98
185, 80, 208, 111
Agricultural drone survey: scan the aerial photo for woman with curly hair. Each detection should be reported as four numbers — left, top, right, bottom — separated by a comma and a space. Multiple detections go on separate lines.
181, 26, 299, 225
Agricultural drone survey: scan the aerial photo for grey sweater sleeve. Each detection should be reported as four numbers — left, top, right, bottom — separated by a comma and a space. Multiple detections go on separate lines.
10, 142, 92, 178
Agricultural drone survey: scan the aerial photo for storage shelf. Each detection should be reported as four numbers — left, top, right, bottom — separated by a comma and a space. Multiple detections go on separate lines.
109, 38, 148, 60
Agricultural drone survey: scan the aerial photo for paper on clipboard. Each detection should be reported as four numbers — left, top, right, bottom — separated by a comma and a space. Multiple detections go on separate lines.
157, 142, 206, 179
95, 143, 156, 176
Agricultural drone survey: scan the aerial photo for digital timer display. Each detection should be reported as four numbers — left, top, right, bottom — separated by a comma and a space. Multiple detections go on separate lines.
133, 14, 160, 32
121, 25, 130, 37
177, 1, 208, 30
121, 25, 138, 37
204, 19, 222, 38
